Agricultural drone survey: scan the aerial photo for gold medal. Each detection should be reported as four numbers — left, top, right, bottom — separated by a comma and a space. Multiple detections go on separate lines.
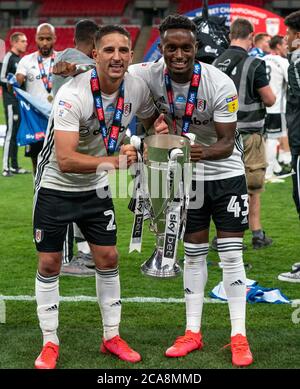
47, 95, 53, 103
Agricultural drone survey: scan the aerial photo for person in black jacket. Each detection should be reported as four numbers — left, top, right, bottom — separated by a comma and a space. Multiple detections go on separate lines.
0, 32, 28, 177
214, 18, 276, 250
278, 11, 300, 283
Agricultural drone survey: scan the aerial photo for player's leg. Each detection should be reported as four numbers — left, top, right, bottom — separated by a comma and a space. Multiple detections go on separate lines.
213, 175, 253, 366
2, 103, 13, 176
33, 188, 71, 369
78, 189, 141, 363
26, 140, 44, 176
243, 133, 272, 249
165, 181, 208, 358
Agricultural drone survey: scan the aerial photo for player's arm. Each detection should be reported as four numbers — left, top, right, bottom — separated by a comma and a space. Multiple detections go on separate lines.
254, 60, 276, 107
55, 130, 136, 173
15, 73, 26, 86
53, 62, 95, 77
257, 85, 276, 107
190, 121, 236, 162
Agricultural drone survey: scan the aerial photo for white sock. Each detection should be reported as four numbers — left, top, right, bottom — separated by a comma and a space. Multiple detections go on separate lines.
184, 242, 209, 333
77, 241, 90, 254
265, 138, 279, 177
217, 238, 246, 337
35, 272, 60, 346
278, 150, 291, 165
96, 267, 121, 340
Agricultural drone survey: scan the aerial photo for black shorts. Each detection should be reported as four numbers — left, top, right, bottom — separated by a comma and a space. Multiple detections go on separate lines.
265, 113, 286, 136
25, 140, 44, 158
33, 187, 117, 252
185, 175, 249, 234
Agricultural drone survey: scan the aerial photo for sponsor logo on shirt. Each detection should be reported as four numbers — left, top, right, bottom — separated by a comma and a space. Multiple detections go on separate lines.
27, 73, 35, 82
106, 104, 115, 113
79, 126, 90, 137
197, 99, 207, 112
158, 96, 166, 104
58, 100, 72, 109
124, 103, 132, 117
226, 95, 238, 113
175, 95, 186, 104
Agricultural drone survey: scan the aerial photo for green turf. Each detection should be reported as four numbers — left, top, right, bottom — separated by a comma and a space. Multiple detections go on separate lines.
0, 102, 300, 368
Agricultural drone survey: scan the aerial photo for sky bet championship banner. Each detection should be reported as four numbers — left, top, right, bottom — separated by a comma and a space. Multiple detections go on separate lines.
144, 3, 286, 62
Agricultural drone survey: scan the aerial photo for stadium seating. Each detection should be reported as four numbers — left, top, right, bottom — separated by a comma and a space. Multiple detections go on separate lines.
5, 25, 140, 53
38, 0, 129, 17
144, 27, 159, 56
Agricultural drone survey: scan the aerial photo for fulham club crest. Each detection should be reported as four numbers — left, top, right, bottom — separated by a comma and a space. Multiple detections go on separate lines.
124, 103, 132, 117
35, 229, 44, 243
197, 99, 207, 112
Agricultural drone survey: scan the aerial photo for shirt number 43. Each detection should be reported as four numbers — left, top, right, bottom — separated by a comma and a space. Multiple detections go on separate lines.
227, 194, 249, 218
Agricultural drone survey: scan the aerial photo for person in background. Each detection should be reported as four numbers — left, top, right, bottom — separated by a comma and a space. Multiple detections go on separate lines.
16, 23, 57, 175
214, 19, 276, 250
1, 32, 29, 177
249, 33, 271, 58
264, 35, 290, 181
278, 11, 300, 283
52, 19, 99, 276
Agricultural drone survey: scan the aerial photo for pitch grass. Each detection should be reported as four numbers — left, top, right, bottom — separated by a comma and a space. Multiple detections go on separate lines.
0, 96, 299, 368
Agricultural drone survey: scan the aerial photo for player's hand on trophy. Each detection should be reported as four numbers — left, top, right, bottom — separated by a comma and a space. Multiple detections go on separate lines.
53, 61, 77, 77
190, 143, 204, 162
154, 113, 169, 134
119, 144, 138, 168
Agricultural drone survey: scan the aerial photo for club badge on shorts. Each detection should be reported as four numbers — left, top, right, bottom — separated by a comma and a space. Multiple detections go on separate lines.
35, 229, 44, 243
226, 95, 239, 113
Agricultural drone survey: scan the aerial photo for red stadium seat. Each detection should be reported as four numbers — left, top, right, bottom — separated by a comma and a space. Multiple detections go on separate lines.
144, 27, 159, 56
38, 0, 129, 17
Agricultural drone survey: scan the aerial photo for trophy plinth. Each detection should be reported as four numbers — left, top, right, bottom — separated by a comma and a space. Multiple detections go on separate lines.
141, 234, 181, 278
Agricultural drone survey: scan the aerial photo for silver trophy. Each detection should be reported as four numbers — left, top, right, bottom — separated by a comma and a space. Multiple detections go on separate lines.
138, 134, 193, 278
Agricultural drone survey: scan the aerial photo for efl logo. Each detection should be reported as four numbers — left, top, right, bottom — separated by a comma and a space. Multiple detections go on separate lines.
58, 100, 72, 109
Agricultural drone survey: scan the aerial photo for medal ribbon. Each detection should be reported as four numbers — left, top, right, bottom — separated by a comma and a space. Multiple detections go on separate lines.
164, 62, 202, 135
37, 53, 55, 93
90, 68, 124, 154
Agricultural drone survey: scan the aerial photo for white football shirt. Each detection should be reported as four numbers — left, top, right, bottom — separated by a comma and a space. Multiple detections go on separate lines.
16, 51, 57, 101
36, 69, 156, 192
264, 54, 289, 114
129, 58, 244, 181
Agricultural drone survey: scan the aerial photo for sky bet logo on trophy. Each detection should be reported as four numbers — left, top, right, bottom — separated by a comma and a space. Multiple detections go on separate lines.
129, 133, 194, 278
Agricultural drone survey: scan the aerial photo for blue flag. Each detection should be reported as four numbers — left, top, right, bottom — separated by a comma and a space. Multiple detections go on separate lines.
7, 73, 51, 146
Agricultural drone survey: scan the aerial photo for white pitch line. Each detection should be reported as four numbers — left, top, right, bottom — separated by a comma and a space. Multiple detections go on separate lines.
0, 295, 226, 303
0, 295, 298, 304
